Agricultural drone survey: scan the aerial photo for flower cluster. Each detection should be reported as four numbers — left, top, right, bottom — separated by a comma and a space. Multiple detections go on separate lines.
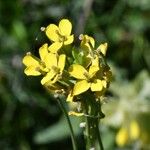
22, 19, 112, 116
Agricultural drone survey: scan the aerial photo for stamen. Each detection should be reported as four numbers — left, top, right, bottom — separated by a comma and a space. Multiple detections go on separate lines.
52, 66, 60, 73
35, 67, 40, 72
55, 30, 67, 42
40, 61, 46, 68
83, 72, 90, 80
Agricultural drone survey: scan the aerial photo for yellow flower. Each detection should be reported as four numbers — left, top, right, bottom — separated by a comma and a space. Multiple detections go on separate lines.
79, 34, 95, 52
45, 19, 74, 53
79, 34, 108, 56
68, 57, 107, 99
22, 43, 66, 85
116, 127, 129, 147
129, 120, 140, 140
22, 43, 49, 76
41, 53, 66, 85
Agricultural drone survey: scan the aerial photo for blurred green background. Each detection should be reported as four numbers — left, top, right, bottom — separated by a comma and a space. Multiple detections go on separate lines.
0, 0, 150, 149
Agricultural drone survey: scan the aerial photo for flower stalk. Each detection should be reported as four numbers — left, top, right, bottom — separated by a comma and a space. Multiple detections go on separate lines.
57, 97, 78, 150
82, 94, 104, 150
96, 121, 104, 150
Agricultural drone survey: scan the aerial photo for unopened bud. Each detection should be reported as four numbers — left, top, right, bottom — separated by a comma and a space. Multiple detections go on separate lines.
80, 122, 86, 128
54, 93, 59, 98
79, 34, 83, 40
40, 27, 46, 31
26, 52, 31, 55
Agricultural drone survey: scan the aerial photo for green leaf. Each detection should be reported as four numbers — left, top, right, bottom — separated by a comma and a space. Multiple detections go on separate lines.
34, 116, 81, 144
72, 48, 83, 65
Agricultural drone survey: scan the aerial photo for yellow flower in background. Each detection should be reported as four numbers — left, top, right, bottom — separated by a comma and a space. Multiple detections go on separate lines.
116, 127, 129, 147
22, 43, 49, 76
116, 121, 140, 147
129, 120, 140, 140
67, 57, 107, 101
41, 53, 66, 85
79, 34, 108, 56
45, 19, 74, 53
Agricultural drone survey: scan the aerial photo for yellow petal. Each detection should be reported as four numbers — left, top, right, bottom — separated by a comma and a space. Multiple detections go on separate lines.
89, 65, 99, 78
64, 35, 74, 45
84, 35, 90, 41
44, 53, 57, 69
97, 43, 108, 56
24, 66, 41, 76
22, 54, 39, 67
116, 127, 129, 147
89, 36, 95, 48
69, 64, 88, 79
58, 54, 66, 72
102, 80, 107, 88
39, 43, 48, 61
66, 92, 74, 102
92, 55, 99, 66
83, 35, 95, 48
81, 42, 91, 51
80, 35, 92, 51
73, 80, 90, 95
59, 19, 72, 36
129, 121, 140, 140
68, 111, 84, 116
91, 79, 103, 91
45, 24, 59, 42
48, 42, 62, 53
41, 71, 55, 85
53, 75, 60, 83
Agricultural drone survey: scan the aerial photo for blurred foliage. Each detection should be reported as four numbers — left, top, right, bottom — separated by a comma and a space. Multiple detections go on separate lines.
0, 0, 149, 149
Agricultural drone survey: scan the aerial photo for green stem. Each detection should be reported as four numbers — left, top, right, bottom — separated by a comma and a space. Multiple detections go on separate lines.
83, 97, 104, 150
96, 100, 104, 150
85, 116, 97, 149
96, 119, 104, 150
57, 97, 78, 150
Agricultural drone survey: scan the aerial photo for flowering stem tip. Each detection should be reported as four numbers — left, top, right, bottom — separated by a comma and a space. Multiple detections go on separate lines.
22, 18, 112, 150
